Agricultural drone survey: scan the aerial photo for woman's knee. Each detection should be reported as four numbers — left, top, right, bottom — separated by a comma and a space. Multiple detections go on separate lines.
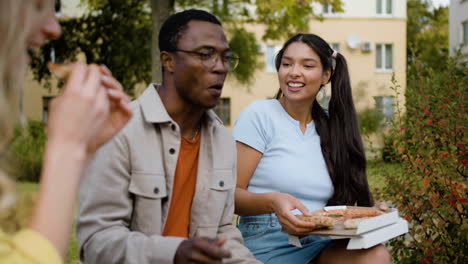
363, 245, 392, 264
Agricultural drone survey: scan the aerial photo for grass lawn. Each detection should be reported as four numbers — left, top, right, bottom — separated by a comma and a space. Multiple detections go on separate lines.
11, 161, 401, 263
366, 160, 403, 190
367, 160, 404, 203
17, 181, 39, 194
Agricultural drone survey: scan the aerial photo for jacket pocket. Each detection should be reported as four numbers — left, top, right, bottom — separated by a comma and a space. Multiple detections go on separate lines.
201, 169, 235, 225
210, 169, 234, 191
128, 172, 167, 234
129, 172, 167, 198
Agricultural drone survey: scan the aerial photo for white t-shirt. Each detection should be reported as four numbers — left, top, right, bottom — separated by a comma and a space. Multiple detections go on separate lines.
233, 99, 333, 212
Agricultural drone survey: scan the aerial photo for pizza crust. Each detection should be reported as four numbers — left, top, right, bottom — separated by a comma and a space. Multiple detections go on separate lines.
345, 208, 384, 218
343, 217, 370, 229
296, 215, 336, 228
48, 62, 73, 79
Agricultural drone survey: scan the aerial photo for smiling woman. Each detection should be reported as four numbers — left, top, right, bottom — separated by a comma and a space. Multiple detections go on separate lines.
233, 34, 392, 263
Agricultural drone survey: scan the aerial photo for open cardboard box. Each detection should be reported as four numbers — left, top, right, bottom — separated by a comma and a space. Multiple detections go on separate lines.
287, 206, 409, 250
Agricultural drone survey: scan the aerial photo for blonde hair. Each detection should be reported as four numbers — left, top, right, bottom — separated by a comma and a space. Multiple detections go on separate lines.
0, 0, 53, 209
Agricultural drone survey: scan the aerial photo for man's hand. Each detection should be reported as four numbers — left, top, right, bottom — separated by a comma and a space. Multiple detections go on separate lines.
174, 237, 231, 264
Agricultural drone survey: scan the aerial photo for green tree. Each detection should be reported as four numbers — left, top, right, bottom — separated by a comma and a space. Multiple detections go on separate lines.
31, 0, 343, 94
380, 58, 467, 264
407, 0, 448, 71
31, 0, 152, 96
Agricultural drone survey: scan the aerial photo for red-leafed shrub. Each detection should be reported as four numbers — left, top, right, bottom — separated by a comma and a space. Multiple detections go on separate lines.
380, 59, 467, 263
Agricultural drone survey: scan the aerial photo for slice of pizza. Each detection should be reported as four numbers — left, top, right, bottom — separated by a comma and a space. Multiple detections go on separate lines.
48, 62, 73, 79
296, 215, 336, 229
345, 208, 384, 218
312, 209, 346, 221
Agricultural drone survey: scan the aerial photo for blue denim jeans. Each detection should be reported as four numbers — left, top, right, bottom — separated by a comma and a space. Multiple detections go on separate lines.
238, 214, 332, 264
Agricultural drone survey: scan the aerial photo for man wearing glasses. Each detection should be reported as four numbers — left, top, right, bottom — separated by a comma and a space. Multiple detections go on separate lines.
77, 9, 260, 264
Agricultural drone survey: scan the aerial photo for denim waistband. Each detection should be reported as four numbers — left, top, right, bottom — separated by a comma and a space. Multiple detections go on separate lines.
239, 213, 279, 225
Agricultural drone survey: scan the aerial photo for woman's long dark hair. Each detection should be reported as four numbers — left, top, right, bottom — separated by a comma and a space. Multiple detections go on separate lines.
275, 34, 373, 206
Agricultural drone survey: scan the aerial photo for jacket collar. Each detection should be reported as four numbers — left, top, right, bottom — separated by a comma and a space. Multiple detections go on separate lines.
138, 83, 223, 126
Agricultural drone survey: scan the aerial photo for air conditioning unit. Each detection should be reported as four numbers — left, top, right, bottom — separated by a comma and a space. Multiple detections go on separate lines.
361, 42, 374, 52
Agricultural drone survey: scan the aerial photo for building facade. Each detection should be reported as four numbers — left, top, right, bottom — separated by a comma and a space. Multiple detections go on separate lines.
25, 0, 407, 144
220, 0, 407, 130
449, 0, 468, 60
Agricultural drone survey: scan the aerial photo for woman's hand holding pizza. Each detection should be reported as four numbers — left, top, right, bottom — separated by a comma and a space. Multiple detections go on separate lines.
87, 64, 133, 154
47, 63, 132, 160
269, 192, 317, 234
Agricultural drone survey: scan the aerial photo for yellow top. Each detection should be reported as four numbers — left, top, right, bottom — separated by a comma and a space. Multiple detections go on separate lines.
0, 229, 62, 264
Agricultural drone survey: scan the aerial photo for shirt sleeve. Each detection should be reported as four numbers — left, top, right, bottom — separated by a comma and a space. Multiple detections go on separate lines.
232, 101, 269, 153
0, 229, 62, 264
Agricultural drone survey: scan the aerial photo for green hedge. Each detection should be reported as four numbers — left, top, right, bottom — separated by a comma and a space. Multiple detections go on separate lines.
358, 108, 385, 135
8, 120, 46, 182
378, 59, 467, 264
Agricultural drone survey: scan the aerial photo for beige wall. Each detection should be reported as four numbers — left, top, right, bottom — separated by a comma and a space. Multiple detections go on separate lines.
23, 73, 60, 122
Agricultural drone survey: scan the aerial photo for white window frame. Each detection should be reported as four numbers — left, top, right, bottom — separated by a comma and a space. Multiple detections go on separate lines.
55, 0, 63, 17
265, 45, 282, 73
322, 3, 341, 17
42, 96, 54, 124
376, 0, 393, 16
374, 96, 395, 123
462, 20, 468, 45
213, 98, 231, 125
375, 43, 393, 72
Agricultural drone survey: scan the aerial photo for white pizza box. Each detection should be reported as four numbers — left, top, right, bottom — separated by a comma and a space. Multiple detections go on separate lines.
345, 218, 408, 249
288, 218, 408, 250
287, 206, 409, 250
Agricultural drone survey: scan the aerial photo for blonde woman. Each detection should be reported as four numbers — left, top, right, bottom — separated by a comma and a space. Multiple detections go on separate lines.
0, 0, 132, 263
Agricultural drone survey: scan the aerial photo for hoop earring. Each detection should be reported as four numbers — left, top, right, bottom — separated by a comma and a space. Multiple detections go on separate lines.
319, 85, 327, 99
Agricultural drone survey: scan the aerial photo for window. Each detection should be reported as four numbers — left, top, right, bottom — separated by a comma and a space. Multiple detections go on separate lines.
265, 45, 281, 73
50, 47, 56, 62
376, 0, 392, 15
330, 43, 340, 52
213, 98, 231, 125
55, 0, 63, 17
265, 46, 276, 72
374, 96, 394, 122
42, 96, 53, 124
323, 4, 335, 14
376, 44, 393, 71
55, 0, 61, 12
463, 21, 468, 44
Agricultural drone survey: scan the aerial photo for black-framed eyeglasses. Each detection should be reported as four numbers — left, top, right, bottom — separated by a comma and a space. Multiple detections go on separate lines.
171, 49, 240, 72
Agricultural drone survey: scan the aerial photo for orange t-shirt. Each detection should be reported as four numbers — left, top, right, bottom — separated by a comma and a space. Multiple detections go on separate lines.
162, 132, 201, 237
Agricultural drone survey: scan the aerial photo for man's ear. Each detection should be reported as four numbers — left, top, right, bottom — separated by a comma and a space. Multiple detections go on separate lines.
161, 51, 175, 73
322, 69, 332, 85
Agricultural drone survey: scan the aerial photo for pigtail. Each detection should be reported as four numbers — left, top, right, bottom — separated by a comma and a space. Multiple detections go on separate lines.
326, 53, 373, 206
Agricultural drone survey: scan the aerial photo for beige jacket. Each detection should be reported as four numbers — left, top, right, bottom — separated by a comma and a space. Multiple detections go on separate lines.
77, 85, 259, 264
